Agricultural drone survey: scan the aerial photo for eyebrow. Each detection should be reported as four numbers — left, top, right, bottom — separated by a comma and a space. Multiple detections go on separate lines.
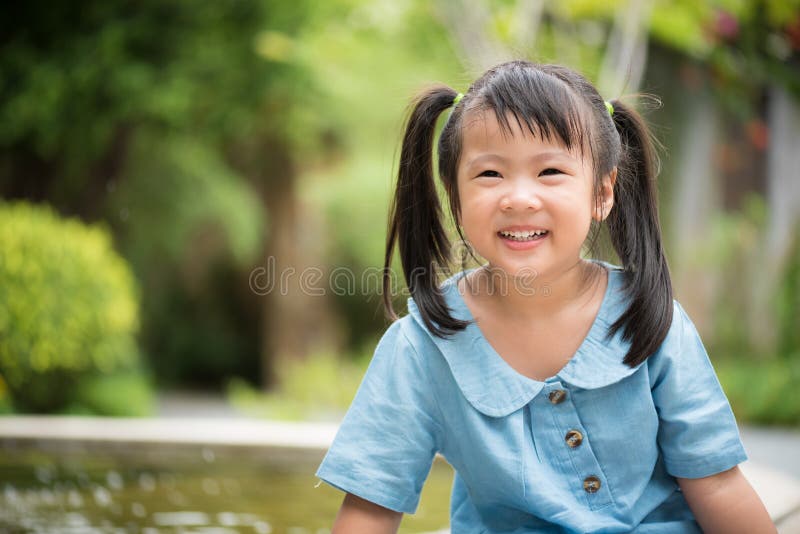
464, 150, 575, 171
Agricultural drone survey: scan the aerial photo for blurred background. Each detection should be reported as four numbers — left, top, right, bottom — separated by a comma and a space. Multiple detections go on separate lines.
0, 0, 798, 532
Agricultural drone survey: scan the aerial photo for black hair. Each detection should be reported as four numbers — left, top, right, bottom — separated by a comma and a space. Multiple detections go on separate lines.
382, 59, 673, 368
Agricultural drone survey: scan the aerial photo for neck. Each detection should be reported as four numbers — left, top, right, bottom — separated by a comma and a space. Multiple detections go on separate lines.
464, 259, 605, 323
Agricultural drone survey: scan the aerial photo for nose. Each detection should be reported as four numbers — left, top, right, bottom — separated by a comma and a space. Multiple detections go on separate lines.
500, 179, 543, 211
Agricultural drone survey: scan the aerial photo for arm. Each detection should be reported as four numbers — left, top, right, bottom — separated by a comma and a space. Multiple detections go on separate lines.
332, 493, 403, 534
315, 321, 441, 526
677, 466, 776, 533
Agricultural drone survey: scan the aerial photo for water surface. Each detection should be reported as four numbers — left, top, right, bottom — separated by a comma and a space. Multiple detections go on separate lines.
0, 440, 453, 533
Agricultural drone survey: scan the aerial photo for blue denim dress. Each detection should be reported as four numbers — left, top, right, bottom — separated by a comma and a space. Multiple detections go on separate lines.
316, 261, 748, 533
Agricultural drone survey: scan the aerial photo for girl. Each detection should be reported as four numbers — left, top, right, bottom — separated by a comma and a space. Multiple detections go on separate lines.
315, 60, 775, 533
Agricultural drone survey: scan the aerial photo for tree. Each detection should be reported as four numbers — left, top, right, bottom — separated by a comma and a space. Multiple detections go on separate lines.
0, 0, 339, 390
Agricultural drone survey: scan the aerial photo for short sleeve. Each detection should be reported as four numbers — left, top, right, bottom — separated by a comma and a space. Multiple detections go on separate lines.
314, 318, 442, 514
649, 301, 749, 479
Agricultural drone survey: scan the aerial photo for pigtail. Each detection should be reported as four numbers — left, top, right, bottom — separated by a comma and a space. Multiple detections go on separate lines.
605, 98, 674, 367
382, 85, 470, 337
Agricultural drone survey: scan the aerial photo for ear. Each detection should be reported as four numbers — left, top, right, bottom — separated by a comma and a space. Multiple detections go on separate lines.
593, 167, 617, 222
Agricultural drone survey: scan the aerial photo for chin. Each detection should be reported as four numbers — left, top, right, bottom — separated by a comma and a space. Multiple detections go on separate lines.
486, 262, 545, 281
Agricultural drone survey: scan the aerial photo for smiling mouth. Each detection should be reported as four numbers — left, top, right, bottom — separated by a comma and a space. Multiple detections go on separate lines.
497, 230, 549, 242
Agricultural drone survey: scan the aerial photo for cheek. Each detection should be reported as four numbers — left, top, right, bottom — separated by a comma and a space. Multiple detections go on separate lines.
459, 189, 492, 218
549, 189, 594, 235
460, 209, 483, 237
458, 202, 494, 246
550, 188, 590, 215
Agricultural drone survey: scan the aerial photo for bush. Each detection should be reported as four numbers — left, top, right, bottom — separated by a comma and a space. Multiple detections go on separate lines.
65, 371, 156, 417
716, 355, 800, 427
227, 348, 371, 422
0, 201, 143, 412
0, 373, 12, 414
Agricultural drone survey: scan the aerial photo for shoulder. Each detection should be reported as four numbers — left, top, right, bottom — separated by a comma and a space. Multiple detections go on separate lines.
656, 299, 694, 351
372, 314, 445, 376
665, 299, 703, 352
602, 267, 697, 361
374, 312, 461, 405
349, 315, 446, 425
646, 298, 714, 385
377, 314, 432, 356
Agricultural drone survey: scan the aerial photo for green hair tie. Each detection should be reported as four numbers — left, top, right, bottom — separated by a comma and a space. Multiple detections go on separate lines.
453, 92, 464, 106
604, 100, 614, 116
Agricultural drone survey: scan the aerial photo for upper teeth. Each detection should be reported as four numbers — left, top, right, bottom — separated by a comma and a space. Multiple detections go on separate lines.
500, 230, 547, 238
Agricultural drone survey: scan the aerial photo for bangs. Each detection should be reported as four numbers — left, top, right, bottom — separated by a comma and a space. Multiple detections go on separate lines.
471, 67, 591, 158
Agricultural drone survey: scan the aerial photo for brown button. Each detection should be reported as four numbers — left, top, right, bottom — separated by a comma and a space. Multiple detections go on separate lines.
548, 390, 567, 404
565, 429, 583, 448
583, 475, 601, 493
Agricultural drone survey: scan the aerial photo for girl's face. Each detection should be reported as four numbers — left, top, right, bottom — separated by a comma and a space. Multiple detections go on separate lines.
456, 110, 615, 281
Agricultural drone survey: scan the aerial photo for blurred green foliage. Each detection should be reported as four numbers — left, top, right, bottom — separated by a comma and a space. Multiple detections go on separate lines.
700, 194, 800, 362
114, 135, 265, 269
0, 201, 147, 413
717, 356, 800, 426
109, 134, 266, 385
777, 223, 800, 360
0, 0, 797, 426
227, 347, 372, 421
0, 1, 327, 200
701, 194, 767, 358
650, 0, 800, 116
66, 371, 156, 417
1, 0, 334, 390
685, 193, 800, 425
0, 374, 12, 414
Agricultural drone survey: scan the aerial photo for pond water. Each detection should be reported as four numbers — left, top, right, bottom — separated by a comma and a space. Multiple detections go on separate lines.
0, 440, 453, 533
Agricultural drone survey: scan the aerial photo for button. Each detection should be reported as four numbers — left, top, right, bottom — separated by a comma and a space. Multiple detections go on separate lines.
583, 475, 601, 493
565, 429, 583, 448
548, 390, 567, 404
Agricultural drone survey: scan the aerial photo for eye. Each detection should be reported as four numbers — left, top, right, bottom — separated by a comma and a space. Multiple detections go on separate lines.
477, 170, 501, 178
540, 168, 563, 176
